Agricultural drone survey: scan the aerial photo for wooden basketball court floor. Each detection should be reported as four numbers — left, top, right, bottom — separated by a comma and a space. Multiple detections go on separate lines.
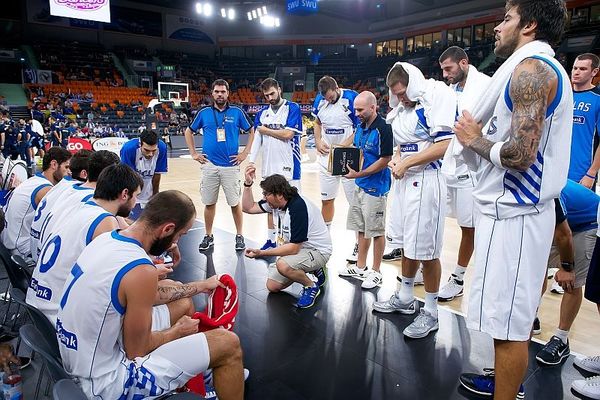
159, 148, 599, 399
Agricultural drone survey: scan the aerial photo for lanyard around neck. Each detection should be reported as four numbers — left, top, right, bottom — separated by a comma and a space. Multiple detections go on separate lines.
212, 107, 227, 129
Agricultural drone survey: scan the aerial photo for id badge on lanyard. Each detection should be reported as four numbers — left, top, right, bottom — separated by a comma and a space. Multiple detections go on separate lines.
213, 108, 227, 142
276, 213, 285, 246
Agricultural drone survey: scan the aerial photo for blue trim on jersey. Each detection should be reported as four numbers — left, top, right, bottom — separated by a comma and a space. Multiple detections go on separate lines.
60, 263, 84, 309
505, 173, 539, 203
82, 194, 94, 203
30, 183, 52, 209
111, 258, 154, 315
504, 78, 513, 111
86, 213, 113, 245
415, 108, 430, 130
111, 230, 143, 248
530, 55, 563, 117
72, 183, 92, 191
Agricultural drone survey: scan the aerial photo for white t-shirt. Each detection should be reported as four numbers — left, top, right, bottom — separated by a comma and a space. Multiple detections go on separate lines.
258, 194, 332, 256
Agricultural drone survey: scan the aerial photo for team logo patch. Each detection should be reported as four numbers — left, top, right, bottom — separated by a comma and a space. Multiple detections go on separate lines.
401, 144, 418, 152
573, 116, 585, 124
457, 174, 469, 181
413, 181, 420, 187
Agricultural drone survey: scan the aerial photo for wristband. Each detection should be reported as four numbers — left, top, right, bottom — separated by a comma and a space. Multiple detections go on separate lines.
243, 181, 253, 187
490, 141, 506, 169
585, 173, 596, 180
561, 261, 574, 272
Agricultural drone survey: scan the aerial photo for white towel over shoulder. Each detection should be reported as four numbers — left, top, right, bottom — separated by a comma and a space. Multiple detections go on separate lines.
441, 40, 556, 175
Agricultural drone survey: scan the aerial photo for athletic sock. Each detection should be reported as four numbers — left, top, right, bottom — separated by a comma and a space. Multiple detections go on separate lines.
396, 275, 415, 303
424, 292, 439, 317
268, 229, 277, 242
453, 265, 467, 282
554, 328, 569, 344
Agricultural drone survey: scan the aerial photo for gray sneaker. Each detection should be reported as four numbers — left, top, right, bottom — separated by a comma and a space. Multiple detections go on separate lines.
373, 295, 416, 314
235, 234, 246, 251
403, 309, 439, 339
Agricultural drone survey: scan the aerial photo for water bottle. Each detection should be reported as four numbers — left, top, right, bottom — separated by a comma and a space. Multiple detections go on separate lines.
3, 364, 22, 400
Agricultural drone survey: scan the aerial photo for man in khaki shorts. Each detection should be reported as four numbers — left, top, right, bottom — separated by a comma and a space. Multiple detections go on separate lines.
185, 79, 255, 252
241, 166, 332, 309
340, 91, 393, 290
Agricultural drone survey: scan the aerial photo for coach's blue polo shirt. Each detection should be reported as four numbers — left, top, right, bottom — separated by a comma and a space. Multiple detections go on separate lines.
558, 179, 600, 233
569, 87, 600, 182
353, 114, 393, 196
189, 104, 252, 167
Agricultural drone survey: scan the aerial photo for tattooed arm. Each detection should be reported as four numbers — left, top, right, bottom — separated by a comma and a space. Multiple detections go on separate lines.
155, 276, 225, 304
454, 58, 558, 171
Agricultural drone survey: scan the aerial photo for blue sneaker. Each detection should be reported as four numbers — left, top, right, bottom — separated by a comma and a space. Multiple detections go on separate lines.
204, 384, 218, 400
459, 368, 525, 398
260, 239, 276, 250
296, 285, 320, 308
314, 268, 327, 287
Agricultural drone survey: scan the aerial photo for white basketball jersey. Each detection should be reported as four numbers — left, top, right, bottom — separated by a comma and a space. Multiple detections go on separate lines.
30, 176, 76, 262
312, 89, 358, 169
391, 106, 453, 173
36, 183, 94, 258
254, 101, 300, 180
1, 173, 52, 258
473, 55, 573, 219
446, 86, 477, 188
27, 201, 115, 325
57, 230, 153, 399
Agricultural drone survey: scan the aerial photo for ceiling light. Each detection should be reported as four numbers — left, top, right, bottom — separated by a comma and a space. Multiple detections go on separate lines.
221, 8, 226, 17
228, 8, 235, 19
195, 2, 202, 14
262, 6, 267, 14
275, 17, 280, 27
252, 9, 257, 19
203, 3, 212, 16
257, 8, 263, 17
247, 11, 252, 20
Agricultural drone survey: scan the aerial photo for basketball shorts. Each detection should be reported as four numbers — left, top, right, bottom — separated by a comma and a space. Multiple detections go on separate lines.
447, 186, 476, 228
83, 333, 210, 399
467, 204, 555, 341
388, 169, 446, 261
319, 165, 354, 202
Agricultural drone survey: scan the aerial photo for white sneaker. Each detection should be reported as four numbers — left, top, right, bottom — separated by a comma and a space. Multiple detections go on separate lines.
373, 295, 416, 314
403, 309, 439, 339
572, 375, 600, 399
575, 355, 600, 375
338, 265, 367, 279
438, 276, 464, 302
550, 280, 564, 294
346, 243, 359, 263
361, 270, 383, 289
547, 267, 559, 279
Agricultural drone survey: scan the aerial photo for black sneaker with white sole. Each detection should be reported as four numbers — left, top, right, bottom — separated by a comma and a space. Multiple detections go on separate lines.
235, 234, 246, 251
199, 235, 214, 251
532, 317, 541, 335
536, 335, 570, 366
382, 248, 403, 261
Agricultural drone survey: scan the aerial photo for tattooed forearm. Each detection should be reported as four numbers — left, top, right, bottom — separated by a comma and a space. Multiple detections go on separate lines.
157, 283, 199, 302
467, 136, 495, 162
501, 59, 554, 171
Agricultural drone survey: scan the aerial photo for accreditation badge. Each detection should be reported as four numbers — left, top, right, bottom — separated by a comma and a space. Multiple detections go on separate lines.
217, 128, 226, 142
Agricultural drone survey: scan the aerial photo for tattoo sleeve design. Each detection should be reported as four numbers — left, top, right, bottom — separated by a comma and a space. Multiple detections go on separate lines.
468, 59, 554, 170
157, 284, 199, 302
501, 59, 553, 170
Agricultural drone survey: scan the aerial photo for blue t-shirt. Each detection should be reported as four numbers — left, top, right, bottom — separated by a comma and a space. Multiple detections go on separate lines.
559, 179, 600, 232
568, 87, 600, 181
353, 115, 393, 196
189, 104, 252, 167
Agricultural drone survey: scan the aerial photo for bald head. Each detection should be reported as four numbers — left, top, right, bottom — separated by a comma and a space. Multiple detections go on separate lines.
354, 91, 378, 126
356, 91, 377, 106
